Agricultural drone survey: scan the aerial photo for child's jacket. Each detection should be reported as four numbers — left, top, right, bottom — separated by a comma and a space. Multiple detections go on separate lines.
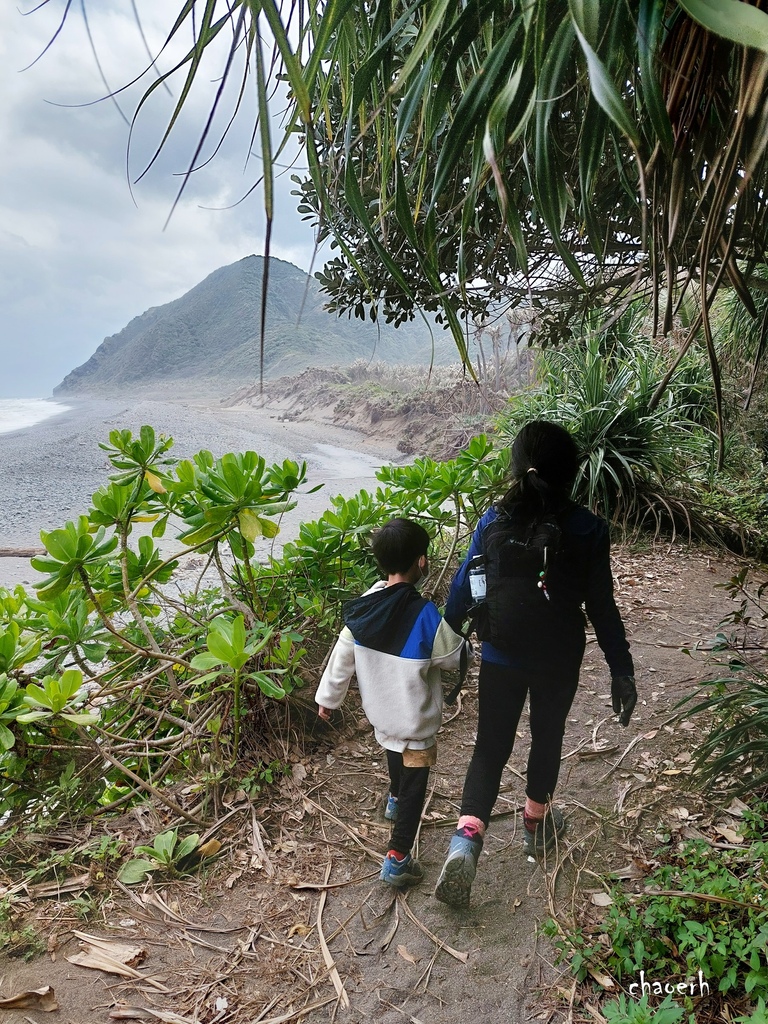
316, 581, 468, 753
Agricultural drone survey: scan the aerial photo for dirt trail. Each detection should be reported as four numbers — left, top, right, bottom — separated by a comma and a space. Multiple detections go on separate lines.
0, 542, 748, 1024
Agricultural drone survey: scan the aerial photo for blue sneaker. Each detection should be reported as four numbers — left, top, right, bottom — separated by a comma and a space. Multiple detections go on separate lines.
379, 852, 424, 888
383, 793, 399, 821
434, 832, 482, 907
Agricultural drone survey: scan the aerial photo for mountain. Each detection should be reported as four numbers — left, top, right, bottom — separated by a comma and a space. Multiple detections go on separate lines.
54, 256, 456, 395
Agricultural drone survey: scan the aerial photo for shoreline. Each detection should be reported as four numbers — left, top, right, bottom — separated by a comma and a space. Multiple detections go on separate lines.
0, 392, 405, 590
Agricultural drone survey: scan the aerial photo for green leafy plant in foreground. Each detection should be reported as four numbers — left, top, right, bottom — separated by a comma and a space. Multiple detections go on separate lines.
602, 994, 691, 1024
545, 808, 768, 1018
117, 829, 219, 885
16, 669, 99, 727
496, 317, 715, 534
680, 570, 768, 797
0, 675, 26, 751
31, 517, 119, 602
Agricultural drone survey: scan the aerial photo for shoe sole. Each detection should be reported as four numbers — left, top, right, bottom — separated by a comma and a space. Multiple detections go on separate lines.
434, 857, 474, 907
381, 873, 423, 888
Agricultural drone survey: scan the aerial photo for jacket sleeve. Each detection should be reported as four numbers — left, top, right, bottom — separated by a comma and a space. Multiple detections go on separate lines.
584, 524, 634, 678
315, 627, 356, 709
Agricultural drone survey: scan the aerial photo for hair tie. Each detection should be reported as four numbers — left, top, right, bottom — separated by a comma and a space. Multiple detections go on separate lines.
526, 467, 538, 475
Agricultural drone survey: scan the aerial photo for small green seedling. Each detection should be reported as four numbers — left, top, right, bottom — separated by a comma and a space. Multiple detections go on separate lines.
117, 829, 220, 885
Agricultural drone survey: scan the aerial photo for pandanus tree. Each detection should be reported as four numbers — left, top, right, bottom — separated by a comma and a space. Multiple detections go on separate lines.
36, 1, 768, 459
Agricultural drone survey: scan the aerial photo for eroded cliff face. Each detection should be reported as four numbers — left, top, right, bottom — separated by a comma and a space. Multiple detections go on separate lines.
54, 255, 454, 395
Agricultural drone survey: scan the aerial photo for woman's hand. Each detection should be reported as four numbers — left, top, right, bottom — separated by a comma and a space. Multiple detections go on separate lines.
611, 675, 637, 727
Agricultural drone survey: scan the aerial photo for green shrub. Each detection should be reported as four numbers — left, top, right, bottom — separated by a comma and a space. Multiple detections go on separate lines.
682, 571, 768, 796
0, 426, 510, 825
497, 313, 715, 532
545, 809, 768, 1016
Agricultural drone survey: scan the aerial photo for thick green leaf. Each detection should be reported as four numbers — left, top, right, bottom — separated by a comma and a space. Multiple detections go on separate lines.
677, 0, 768, 52
0, 723, 16, 751
260, 519, 280, 539
190, 652, 223, 671
153, 830, 177, 861
238, 509, 263, 542
570, 16, 639, 145
117, 858, 156, 884
24, 683, 56, 711
255, 674, 287, 700
206, 631, 236, 666
175, 834, 201, 861
59, 711, 100, 725
231, 615, 246, 655
16, 710, 51, 724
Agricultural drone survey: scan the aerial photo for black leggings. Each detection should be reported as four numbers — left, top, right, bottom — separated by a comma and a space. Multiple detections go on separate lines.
460, 659, 579, 826
386, 750, 430, 856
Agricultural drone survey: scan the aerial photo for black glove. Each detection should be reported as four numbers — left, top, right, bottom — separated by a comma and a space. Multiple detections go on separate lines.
611, 675, 637, 727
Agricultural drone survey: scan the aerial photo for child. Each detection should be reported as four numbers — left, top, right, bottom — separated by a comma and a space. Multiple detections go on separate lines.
435, 421, 636, 907
316, 518, 471, 887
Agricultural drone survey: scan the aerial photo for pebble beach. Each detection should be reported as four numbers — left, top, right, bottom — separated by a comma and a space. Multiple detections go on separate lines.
0, 393, 402, 590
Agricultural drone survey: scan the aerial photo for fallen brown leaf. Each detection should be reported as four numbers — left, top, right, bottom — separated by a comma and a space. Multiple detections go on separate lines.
397, 944, 419, 965
0, 986, 58, 1011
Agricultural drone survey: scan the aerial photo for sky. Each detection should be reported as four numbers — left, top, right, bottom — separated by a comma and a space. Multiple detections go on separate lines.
0, 2, 322, 398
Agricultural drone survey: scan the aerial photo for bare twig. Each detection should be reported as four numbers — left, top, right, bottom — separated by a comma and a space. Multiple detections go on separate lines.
397, 894, 469, 964
251, 807, 275, 877
599, 735, 644, 781
316, 863, 350, 1009
301, 796, 381, 861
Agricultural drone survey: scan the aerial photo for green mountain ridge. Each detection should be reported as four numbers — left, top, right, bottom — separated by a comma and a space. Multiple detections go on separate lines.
54, 256, 456, 395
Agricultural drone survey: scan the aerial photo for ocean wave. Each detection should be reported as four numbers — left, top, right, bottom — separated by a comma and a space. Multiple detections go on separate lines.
0, 399, 71, 435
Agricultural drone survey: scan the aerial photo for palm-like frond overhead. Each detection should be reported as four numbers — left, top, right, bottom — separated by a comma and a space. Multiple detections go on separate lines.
39, 1, 768, 444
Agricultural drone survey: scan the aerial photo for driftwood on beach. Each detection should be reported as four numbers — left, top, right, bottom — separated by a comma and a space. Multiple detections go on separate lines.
0, 549, 43, 558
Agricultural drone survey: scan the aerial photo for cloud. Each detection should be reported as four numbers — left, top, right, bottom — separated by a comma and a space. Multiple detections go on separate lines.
0, 2, 321, 397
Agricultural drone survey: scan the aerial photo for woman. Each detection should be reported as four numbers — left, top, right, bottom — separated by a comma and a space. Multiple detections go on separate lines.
435, 421, 636, 908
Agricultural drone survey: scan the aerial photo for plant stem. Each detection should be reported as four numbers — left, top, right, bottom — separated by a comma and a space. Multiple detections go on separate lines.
76, 726, 206, 826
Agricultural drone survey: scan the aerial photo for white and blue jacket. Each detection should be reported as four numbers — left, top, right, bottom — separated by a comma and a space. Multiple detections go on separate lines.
316, 581, 469, 753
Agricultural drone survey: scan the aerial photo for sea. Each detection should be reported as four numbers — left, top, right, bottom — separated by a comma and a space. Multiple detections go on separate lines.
0, 398, 71, 435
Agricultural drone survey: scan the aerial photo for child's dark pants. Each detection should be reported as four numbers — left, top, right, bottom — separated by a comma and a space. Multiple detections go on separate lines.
386, 750, 430, 855
459, 659, 580, 825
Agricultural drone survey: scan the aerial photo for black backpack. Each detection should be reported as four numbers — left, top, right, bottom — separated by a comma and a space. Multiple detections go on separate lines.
469, 507, 564, 651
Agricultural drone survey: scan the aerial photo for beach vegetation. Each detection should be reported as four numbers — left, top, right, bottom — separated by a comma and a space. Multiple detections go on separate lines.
0, 404, 763, 878
496, 309, 768, 553
0, 425, 510, 831
678, 569, 768, 797
0, 676, 25, 751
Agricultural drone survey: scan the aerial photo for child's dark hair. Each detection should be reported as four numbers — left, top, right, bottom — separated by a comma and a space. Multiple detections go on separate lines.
498, 420, 579, 514
371, 518, 431, 575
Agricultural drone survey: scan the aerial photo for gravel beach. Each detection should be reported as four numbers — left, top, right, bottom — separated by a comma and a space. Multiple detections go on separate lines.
0, 394, 403, 589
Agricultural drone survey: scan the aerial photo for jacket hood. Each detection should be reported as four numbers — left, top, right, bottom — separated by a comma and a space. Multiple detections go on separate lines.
343, 582, 427, 655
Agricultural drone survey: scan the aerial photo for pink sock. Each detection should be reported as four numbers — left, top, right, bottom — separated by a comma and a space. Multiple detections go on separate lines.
524, 798, 547, 832
457, 815, 485, 839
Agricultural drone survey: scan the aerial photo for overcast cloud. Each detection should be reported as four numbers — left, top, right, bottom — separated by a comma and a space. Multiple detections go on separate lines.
1, 2, 321, 397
